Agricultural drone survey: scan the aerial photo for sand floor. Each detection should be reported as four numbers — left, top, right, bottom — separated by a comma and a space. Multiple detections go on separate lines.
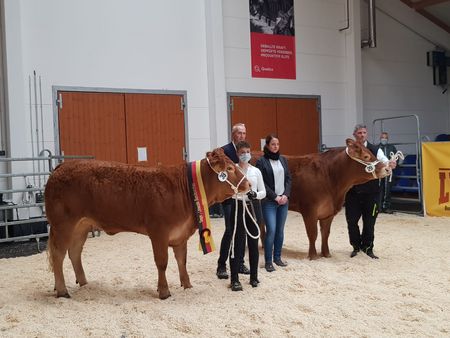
0, 211, 449, 337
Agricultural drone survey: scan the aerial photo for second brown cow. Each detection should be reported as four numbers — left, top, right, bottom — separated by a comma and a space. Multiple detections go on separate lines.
287, 138, 392, 259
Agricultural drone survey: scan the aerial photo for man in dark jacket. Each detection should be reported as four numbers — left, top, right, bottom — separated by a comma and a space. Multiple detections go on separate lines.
216, 123, 250, 279
378, 132, 397, 214
345, 124, 396, 259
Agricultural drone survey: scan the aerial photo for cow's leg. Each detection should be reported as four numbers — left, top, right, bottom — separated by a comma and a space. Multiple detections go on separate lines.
172, 242, 192, 289
150, 237, 171, 299
319, 216, 334, 258
68, 225, 90, 287
302, 214, 319, 260
48, 225, 71, 298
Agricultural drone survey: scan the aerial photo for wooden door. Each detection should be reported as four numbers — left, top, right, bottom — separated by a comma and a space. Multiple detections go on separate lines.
230, 96, 277, 151
58, 91, 127, 162
277, 98, 320, 155
124, 94, 186, 166
58, 91, 187, 166
230, 95, 320, 156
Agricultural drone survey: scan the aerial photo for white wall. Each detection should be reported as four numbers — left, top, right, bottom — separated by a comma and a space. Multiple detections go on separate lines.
4, 0, 212, 162
222, 0, 357, 147
361, 0, 450, 154
3, 0, 450, 165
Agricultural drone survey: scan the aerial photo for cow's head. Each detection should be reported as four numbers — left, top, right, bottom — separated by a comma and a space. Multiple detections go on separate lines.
204, 148, 250, 204
345, 139, 391, 179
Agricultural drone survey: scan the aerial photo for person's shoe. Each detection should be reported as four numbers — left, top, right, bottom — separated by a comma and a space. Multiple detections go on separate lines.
362, 248, 379, 259
265, 263, 276, 272
274, 259, 288, 267
350, 247, 360, 258
250, 278, 259, 288
385, 209, 394, 214
231, 281, 243, 291
216, 266, 229, 279
239, 264, 250, 275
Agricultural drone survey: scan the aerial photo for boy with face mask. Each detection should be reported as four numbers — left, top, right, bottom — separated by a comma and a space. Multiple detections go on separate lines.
227, 141, 266, 291
378, 132, 398, 213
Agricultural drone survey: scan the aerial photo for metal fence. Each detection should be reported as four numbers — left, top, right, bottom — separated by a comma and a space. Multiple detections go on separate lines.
0, 151, 93, 250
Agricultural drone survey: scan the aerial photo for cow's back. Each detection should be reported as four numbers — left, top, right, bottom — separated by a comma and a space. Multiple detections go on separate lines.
286, 149, 346, 218
45, 160, 192, 235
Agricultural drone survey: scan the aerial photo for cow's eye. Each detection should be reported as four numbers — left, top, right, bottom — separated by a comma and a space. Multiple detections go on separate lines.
226, 166, 234, 171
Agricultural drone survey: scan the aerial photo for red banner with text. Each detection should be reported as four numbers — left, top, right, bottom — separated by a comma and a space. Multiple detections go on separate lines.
249, 0, 295, 79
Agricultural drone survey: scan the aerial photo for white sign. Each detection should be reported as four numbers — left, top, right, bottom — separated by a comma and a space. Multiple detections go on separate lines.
137, 147, 147, 162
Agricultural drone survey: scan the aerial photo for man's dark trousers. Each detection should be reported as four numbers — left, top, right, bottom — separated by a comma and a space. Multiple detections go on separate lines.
345, 190, 378, 250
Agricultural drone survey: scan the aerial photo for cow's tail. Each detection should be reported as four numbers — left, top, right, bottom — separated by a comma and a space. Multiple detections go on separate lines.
47, 225, 56, 272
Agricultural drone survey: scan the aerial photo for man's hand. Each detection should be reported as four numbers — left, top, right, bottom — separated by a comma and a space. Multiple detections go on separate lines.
389, 160, 397, 169
247, 190, 257, 200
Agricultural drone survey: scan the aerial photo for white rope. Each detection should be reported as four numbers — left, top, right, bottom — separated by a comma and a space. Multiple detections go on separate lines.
229, 197, 260, 258
387, 150, 404, 182
242, 201, 260, 240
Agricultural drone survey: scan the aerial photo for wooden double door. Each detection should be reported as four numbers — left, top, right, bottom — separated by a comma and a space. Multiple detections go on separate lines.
57, 91, 186, 166
230, 96, 321, 156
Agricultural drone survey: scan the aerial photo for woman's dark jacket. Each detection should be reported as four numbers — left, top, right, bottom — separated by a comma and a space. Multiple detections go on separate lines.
255, 155, 292, 202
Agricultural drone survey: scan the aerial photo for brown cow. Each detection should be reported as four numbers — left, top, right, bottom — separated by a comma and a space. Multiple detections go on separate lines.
45, 148, 249, 299
285, 138, 392, 259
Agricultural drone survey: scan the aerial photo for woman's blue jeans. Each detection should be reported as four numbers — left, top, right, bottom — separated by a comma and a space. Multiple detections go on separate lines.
262, 200, 289, 263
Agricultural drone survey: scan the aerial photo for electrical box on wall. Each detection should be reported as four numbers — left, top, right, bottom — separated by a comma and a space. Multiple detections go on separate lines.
426, 50, 449, 86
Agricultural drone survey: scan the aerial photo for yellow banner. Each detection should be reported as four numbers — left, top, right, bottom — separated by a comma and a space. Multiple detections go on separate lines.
422, 142, 450, 217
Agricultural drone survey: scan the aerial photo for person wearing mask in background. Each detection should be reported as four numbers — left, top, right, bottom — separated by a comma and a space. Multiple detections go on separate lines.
256, 134, 291, 272
378, 132, 398, 214
216, 123, 250, 279
345, 125, 397, 259
228, 141, 266, 291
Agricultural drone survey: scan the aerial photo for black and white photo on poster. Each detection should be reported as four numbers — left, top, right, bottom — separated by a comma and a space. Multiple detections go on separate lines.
250, 0, 294, 36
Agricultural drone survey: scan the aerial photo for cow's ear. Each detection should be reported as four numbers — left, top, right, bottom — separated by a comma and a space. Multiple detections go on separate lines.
346, 138, 355, 147
207, 148, 226, 170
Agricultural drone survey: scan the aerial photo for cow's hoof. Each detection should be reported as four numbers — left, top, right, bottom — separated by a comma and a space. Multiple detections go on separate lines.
182, 282, 192, 289
308, 254, 320, 260
56, 292, 71, 298
321, 253, 331, 258
158, 291, 171, 300
76, 279, 87, 286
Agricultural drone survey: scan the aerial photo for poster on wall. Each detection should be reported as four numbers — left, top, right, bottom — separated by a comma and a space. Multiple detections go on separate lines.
249, 0, 296, 79
422, 142, 450, 217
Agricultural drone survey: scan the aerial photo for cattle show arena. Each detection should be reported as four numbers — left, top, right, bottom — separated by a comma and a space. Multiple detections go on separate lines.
0, 210, 448, 337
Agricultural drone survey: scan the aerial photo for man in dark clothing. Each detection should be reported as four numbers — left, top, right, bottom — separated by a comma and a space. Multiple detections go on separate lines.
378, 132, 398, 214
345, 124, 396, 259
216, 123, 250, 279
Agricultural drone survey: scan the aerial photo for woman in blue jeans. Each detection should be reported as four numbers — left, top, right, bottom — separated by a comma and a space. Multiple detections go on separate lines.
256, 134, 292, 272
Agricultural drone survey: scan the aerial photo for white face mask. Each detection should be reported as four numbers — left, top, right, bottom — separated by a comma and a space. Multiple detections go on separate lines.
380, 138, 388, 145
239, 153, 251, 163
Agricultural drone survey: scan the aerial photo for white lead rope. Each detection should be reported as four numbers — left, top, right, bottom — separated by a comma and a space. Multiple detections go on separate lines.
387, 150, 404, 182
230, 197, 260, 259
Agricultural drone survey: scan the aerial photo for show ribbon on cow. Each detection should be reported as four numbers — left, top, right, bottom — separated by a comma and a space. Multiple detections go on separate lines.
187, 160, 215, 254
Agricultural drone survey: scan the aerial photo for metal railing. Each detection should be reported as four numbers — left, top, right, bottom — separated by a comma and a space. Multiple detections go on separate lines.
0, 151, 93, 250
372, 115, 423, 215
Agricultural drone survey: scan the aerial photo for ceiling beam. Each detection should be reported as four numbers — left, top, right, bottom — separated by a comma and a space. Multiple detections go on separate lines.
411, 0, 450, 10
400, 0, 450, 34
416, 8, 450, 33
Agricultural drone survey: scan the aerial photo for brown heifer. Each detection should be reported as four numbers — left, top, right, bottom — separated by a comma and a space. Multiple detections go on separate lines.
285, 138, 391, 259
45, 148, 249, 299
